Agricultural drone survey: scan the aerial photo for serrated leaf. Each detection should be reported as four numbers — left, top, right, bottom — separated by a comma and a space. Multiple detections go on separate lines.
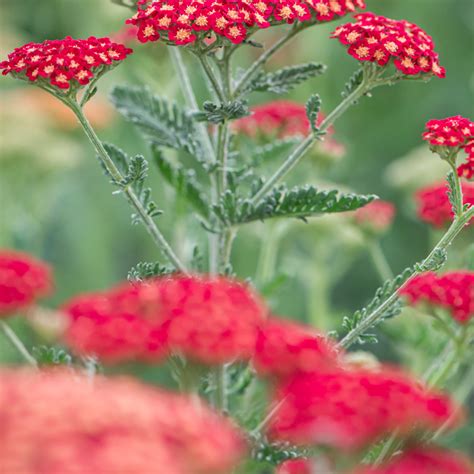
127, 261, 174, 281
342, 68, 364, 98
247, 62, 326, 94
213, 185, 377, 226
32, 346, 72, 367
194, 100, 249, 124
306, 94, 321, 133
151, 147, 209, 217
110, 85, 202, 157
447, 171, 462, 216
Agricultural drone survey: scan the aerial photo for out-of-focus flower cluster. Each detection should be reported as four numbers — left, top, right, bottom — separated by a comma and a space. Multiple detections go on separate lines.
63, 275, 268, 365
0, 37, 132, 90
268, 367, 460, 450
0, 250, 53, 317
234, 100, 345, 157
352, 200, 396, 234
401, 271, 474, 324
415, 181, 474, 228
331, 12, 445, 78
422, 116, 474, 180
0, 369, 246, 474
127, 0, 366, 46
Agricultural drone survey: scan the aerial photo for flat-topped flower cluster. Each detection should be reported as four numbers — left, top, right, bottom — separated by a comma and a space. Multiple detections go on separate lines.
127, 0, 366, 45
0, 37, 132, 90
331, 12, 445, 77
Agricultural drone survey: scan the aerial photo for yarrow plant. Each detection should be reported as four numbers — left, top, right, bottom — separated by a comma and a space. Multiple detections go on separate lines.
1, 0, 474, 472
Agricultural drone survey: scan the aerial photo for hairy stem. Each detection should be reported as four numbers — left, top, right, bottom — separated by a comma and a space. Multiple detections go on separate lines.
338, 205, 474, 349
232, 23, 302, 99
1, 320, 37, 367
68, 100, 188, 273
250, 79, 369, 205
197, 54, 226, 103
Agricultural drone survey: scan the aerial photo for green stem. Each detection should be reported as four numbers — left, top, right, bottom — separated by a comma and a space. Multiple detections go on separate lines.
368, 240, 394, 282
68, 100, 188, 273
214, 364, 228, 411
249, 79, 369, 205
1, 320, 37, 367
232, 23, 302, 99
338, 205, 474, 349
197, 54, 226, 103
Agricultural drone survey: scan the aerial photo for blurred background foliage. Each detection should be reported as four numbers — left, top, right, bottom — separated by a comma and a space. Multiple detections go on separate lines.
0, 0, 473, 454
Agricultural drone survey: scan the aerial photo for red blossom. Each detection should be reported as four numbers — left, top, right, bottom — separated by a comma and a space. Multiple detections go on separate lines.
353, 200, 396, 233
253, 317, 341, 378
353, 447, 473, 474
422, 116, 474, 180
0, 369, 246, 474
268, 367, 460, 450
331, 13, 445, 78
63, 274, 268, 365
400, 271, 474, 324
0, 249, 53, 318
277, 459, 312, 474
415, 181, 474, 228
234, 100, 345, 157
127, 0, 366, 47
0, 37, 132, 91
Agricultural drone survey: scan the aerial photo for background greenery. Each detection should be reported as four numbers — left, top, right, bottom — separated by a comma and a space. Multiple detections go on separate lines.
1, 0, 473, 456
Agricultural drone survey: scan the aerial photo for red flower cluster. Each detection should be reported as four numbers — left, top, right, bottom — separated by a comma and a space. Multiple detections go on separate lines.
127, 0, 366, 46
276, 459, 312, 474
234, 100, 345, 157
0, 250, 53, 318
253, 318, 340, 378
0, 369, 246, 474
268, 367, 460, 450
353, 200, 396, 233
422, 116, 474, 180
354, 447, 473, 474
0, 37, 132, 90
400, 271, 474, 324
415, 181, 474, 228
63, 274, 268, 364
331, 12, 445, 78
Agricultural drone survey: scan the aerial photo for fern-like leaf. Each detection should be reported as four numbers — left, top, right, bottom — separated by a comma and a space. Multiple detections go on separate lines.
306, 94, 322, 133
110, 85, 202, 157
246, 62, 326, 94
213, 185, 377, 226
127, 261, 174, 281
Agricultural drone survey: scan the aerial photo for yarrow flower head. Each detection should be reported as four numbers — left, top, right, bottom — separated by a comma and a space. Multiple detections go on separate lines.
0, 37, 132, 92
415, 181, 474, 228
253, 317, 341, 378
0, 369, 246, 474
422, 116, 474, 180
63, 274, 268, 365
331, 12, 445, 78
353, 447, 473, 474
400, 271, 474, 324
234, 100, 345, 157
0, 249, 53, 318
127, 0, 366, 47
352, 200, 396, 234
268, 366, 460, 450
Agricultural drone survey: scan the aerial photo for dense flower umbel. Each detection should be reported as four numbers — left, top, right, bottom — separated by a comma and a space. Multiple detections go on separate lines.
0, 250, 53, 317
268, 367, 460, 450
0, 370, 246, 474
415, 181, 474, 228
353, 447, 473, 474
127, 0, 366, 46
0, 37, 132, 91
253, 317, 341, 378
331, 12, 445, 78
352, 200, 396, 233
422, 116, 474, 180
276, 459, 312, 474
234, 100, 345, 156
64, 274, 267, 365
400, 271, 474, 324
